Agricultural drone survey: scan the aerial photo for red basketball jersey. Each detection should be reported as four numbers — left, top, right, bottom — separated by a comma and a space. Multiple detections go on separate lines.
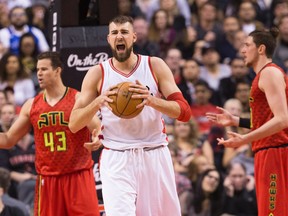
250, 63, 288, 152
30, 87, 93, 175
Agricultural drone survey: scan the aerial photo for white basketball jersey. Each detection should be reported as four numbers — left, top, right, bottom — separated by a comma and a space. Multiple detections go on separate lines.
99, 55, 168, 149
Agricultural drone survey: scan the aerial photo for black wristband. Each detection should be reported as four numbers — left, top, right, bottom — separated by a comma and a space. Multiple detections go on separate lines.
239, 118, 251, 129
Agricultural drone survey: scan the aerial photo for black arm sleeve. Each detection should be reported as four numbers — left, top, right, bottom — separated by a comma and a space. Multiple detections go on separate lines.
239, 118, 251, 129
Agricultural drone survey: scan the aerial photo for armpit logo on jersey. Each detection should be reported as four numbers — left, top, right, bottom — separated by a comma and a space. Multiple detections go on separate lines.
269, 173, 277, 212
67, 53, 109, 71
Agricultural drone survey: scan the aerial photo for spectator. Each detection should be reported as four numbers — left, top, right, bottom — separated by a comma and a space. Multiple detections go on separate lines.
234, 80, 251, 113
233, 30, 248, 56
192, 39, 207, 64
148, 9, 178, 58
168, 119, 204, 213
190, 80, 221, 136
147, 0, 191, 30
222, 0, 237, 16
215, 16, 241, 64
2, 87, 21, 114
187, 154, 213, 188
0, 53, 35, 106
0, 0, 9, 28
164, 47, 183, 84
230, 117, 255, 176
26, 1, 50, 42
133, 16, 160, 57
2, 193, 29, 216
223, 162, 258, 215
178, 153, 214, 215
175, 25, 198, 60
0, 6, 49, 55
0, 42, 7, 60
0, 167, 26, 216
6, 0, 32, 10
169, 119, 213, 176
274, 14, 288, 72
177, 59, 202, 105
253, 0, 274, 27
135, 0, 157, 15
205, 124, 226, 173
238, 1, 265, 35
199, 44, 231, 105
194, 2, 223, 46
218, 57, 250, 106
184, 168, 224, 216
270, 0, 288, 27
18, 33, 40, 93
221, 98, 253, 171
221, 98, 243, 134
19, 33, 38, 73
189, 0, 209, 25
0, 91, 7, 113
0, 103, 36, 211
200, 45, 231, 91
117, 0, 144, 18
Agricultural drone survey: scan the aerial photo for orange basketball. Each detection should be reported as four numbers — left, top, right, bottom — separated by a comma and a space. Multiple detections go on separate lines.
109, 82, 144, 119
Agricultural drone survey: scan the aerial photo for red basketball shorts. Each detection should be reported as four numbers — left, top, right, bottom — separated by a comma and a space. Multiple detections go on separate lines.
34, 168, 100, 216
254, 145, 288, 216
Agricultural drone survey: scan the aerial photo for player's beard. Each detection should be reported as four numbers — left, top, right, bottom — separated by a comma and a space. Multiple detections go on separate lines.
112, 45, 133, 62
245, 52, 258, 68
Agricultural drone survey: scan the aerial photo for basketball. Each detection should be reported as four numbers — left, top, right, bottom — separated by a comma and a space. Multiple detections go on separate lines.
109, 82, 144, 119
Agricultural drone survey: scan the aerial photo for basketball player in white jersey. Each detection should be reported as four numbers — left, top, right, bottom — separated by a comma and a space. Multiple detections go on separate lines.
69, 15, 191, 216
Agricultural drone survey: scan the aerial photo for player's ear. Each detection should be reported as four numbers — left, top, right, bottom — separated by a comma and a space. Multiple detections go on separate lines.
133, 32, 137, 43
258, 44, 266, 55
55, 66, 62, 75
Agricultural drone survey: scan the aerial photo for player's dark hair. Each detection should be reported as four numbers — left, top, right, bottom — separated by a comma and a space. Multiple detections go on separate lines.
0, 167, 11, 193
37, 51, 63, 70
249, 27, 279, 58
109, 15, 134, 25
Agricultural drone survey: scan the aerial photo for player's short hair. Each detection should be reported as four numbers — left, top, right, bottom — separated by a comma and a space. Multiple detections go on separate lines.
109, 15, 134, 26
249, 27, 279, 58
37, 51, 63, 70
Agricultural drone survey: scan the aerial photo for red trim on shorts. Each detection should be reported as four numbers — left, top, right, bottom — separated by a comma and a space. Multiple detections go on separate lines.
35, 175, 42, 216
98, 204, 105, 213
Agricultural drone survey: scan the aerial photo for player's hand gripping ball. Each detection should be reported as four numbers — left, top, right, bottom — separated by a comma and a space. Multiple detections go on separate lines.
109, 82, 144, 119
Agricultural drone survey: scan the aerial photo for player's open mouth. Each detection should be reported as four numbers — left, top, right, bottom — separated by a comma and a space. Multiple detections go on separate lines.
116, 44, 125, 51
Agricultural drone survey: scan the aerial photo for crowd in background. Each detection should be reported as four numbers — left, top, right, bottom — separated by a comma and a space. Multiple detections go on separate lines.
0, 0, 287, 215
